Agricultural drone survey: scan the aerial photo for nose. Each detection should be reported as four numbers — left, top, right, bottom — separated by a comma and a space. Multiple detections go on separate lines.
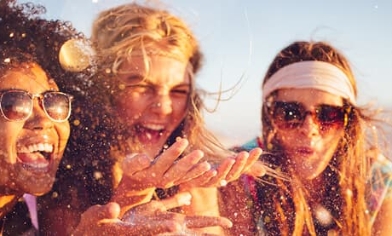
25, 100, 54, 130
150, 92, 173, 115
300, 112, 319, 135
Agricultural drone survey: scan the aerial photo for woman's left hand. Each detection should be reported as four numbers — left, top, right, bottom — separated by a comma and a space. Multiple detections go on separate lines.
180, 147, 264, 188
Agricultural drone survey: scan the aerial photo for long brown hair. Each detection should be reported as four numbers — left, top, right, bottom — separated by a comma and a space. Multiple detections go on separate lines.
258, 41, 376, 235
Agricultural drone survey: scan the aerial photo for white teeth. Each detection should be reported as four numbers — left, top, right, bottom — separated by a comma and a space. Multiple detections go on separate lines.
143, 124, 164, 131
18, 143, 53, 153
146, 133, 152, 140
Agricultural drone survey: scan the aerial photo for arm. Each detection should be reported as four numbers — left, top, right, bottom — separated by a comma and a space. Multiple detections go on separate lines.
219, 177, 256, 236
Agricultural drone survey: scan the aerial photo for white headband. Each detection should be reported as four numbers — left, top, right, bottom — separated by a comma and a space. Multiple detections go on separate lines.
262, 61, 356, 105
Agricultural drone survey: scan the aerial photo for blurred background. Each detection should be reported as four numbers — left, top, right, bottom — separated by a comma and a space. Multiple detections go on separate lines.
23, 0, 392, 147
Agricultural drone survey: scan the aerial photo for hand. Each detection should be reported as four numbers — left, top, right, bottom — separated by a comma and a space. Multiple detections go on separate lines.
122, 192, 233, 236
72, 193, 232, 236
180, 147, 264, 189
111, 138, 216, 210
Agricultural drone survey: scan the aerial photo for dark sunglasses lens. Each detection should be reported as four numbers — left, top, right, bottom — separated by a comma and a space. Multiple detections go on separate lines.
1, 91, 32, 120
43, 92, 71, 121
317, 105, 345, 126
273, 102, 303, 129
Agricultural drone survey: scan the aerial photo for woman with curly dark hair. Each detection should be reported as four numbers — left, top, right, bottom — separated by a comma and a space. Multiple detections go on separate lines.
0, 0, 91, 234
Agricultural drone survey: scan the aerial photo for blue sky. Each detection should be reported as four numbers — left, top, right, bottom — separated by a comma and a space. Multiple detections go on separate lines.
24, 0, 392, 146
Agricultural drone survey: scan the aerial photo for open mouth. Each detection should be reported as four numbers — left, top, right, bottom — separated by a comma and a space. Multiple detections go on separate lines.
17, 143, 54, 172
136, 124, 165, 141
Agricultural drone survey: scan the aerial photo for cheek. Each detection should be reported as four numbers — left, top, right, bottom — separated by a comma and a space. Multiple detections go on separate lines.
0, 122, 22, 157
320, 129, 344, 153
0, 123, 22, 187
115, 94, 145, 118
55, 122, 70, 152
171, 98, 187, 117
275, 129, 296, 148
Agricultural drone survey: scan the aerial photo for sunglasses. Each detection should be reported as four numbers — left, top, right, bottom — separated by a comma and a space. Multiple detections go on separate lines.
267, 101, 349, 130
0, 89, 73, 122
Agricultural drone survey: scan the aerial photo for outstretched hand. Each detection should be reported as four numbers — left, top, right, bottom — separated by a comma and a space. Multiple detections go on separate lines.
112, 138, 216, 209
180, 147, 265, 189
72, 192, 232, 236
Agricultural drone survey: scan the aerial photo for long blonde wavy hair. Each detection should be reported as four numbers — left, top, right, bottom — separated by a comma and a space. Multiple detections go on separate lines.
90, 2, 233, 165
258, 41, 380, 235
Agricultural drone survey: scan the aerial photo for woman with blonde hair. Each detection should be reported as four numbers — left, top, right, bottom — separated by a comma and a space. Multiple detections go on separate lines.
39, 2, 264, 235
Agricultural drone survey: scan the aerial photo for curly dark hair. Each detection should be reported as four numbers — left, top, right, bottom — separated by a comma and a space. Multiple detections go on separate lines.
0, 0, 114, 234
0, 0, 91, 93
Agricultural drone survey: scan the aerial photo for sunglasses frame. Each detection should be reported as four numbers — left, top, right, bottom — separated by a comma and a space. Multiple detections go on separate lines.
266, 100, 350, 130
0, 89, 73, 122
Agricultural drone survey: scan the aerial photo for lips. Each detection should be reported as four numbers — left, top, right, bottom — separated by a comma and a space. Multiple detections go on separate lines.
295, 147, 315, 155
16, 142, 55, 173
135, 123, 165, 142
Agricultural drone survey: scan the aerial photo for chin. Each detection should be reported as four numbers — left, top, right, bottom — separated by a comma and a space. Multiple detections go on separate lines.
19, 177, 55, 196
26, 185, 53, 196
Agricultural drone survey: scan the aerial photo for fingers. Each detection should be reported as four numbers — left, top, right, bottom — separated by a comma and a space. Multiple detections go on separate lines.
137, 220, 183, 235
122, 192, 192, 220
246, 160, 267, 177
122, 153, 151, 176
159, 192, 192, 210
151, 138, 189, 175
199, 158, 235, 187
73, 203, 122, 236
172, 161, 212, 185
185, 215, 233, 229
179, 169, 217, 189
162, 150, 205, 186
82, 202, 121, 223
242, 147, 263, 174
224, 152, 249, 182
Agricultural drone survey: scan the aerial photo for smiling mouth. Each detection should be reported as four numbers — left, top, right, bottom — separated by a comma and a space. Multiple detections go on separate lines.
136, 124, 165, 140
17, 143, 54, 172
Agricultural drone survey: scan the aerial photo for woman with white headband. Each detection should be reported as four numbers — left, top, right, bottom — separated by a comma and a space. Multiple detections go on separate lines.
230, 41, 392, 235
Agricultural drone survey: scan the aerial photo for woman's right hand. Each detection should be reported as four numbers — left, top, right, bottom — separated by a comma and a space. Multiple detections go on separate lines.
72, 192, 232, 236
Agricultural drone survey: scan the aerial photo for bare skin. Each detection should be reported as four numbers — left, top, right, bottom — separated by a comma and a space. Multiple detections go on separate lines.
72, 192, 232, 236
0, 63, 69, 217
